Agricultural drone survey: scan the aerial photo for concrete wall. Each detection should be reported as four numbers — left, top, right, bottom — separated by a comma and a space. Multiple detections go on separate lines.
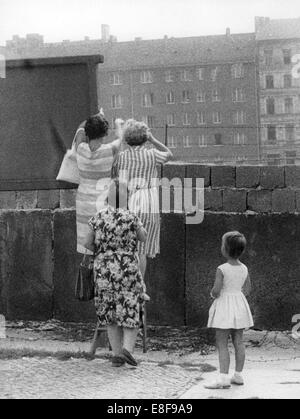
0, 164, 299, 329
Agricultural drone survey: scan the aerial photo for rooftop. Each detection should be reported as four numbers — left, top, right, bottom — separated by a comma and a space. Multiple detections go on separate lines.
256, 17, 300, 41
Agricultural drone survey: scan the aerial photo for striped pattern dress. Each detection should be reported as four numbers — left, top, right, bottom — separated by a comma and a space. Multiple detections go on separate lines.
115, 145, 169, 258
76, 141, 116, 254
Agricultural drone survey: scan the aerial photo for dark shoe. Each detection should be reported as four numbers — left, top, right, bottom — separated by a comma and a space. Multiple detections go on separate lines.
111, 356, 125, 367
121, 348, 138, 367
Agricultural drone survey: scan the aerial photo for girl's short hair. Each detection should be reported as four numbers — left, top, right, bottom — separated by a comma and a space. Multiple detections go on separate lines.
222, 231, 247, 259
85, 115, 109, 140
122, 119, 148, 146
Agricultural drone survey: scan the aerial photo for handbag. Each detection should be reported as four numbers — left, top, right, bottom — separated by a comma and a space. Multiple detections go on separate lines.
75, 252, 95, 302
56, 128, 84, 184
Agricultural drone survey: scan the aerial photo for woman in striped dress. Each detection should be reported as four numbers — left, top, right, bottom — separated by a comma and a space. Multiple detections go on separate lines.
75, 114, 122, 254
114, 119, 173, 276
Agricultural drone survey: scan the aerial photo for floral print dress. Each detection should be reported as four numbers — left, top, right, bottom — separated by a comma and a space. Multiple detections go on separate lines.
88, 206, 147, 328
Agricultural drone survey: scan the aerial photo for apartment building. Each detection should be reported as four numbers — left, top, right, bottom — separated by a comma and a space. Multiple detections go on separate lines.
97, 33, 260, 164
256, 17, 300, 165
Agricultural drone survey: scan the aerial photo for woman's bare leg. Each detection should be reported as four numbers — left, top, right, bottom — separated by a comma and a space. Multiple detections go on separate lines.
123, 327, 139, 353
139, 254, 147, 278
107, 325, 123, 356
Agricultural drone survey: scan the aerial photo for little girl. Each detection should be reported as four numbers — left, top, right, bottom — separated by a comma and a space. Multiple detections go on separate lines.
205, 231, 254, 389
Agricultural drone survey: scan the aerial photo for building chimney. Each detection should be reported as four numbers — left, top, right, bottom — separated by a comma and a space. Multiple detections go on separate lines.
255, 16, 270, 32
226, 27, 230, 36
101, 24, 110, 42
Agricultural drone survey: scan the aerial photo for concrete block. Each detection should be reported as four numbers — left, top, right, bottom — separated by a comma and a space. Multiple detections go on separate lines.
186, 164, 211, 188
211, 166, 236, 188
186, 213, 300, 329
0, 191, 16, 209
60, 189, 77, 209
296, 191, 300, 212
15, 191, 37, 209
37, 190, 60, 209
145, 214, 185, 325
53, 210, 96, 322
272, 190, 296, 213
260, 167, 284, 189
247, 190, 272, 213
285, 166, 300, 188
236, 166, 260, 188
162, 163, 186, 183
0, 210, 53, 320
204, 188, 223, 211
223, 189, 247, 213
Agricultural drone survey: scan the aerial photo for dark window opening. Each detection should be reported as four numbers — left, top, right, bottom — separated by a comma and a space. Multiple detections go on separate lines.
267, 125, 277, 143
215, 133, 222, 145
266, 75, 274, 89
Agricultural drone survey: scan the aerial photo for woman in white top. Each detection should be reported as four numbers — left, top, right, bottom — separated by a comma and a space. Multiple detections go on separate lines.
205, 231, 254, 390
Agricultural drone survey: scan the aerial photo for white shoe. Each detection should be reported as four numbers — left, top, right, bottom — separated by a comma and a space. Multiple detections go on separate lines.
231, 375, 244, 386
204, 380, 231, 389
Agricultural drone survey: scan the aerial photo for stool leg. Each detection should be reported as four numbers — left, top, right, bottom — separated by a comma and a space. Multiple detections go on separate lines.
142, 305, 147, 353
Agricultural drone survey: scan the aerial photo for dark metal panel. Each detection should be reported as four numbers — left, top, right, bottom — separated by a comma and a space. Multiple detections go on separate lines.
0, 55, 102, 190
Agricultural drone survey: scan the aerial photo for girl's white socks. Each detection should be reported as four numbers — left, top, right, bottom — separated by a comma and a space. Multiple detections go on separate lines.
220, 373, 230, 384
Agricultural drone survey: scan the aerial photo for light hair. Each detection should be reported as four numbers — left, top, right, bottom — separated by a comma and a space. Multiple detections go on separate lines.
122, 119, 149, 146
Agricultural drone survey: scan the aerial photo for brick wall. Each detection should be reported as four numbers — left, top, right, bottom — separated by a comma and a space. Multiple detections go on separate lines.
0, 164, 299, 329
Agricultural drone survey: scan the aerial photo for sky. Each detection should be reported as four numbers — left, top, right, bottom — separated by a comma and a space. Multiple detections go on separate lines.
1, 0, 300, 45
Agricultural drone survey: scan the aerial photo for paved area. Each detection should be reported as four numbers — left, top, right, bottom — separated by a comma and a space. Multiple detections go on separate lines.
0, 322, 300, 399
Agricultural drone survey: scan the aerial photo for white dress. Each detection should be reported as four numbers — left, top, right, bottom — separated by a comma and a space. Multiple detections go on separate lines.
207, 262, 254, 329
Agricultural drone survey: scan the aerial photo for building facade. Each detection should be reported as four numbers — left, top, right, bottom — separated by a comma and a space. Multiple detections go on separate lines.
256, 17, 300, 165
97, 34, 260, 164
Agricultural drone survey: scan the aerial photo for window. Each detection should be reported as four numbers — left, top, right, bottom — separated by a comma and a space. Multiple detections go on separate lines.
168, 136, 177, 148
166, 114, 175, 126
285, 124, 295, 142
286, 151, 296, 165
141, 92, 154, 107
142, 115, 155, 128
183, 136, 191, 148
264, 49, 273, 66
212, 89, 221, 102
111, 94, 122, 109
266, 97, 275, 115
212, 111, 221, 124
211, 67, 218, 81
198, 135, 207, 147
182, 90, 191, 103
283, 74, 292, 88
197, 68, 204, 80
214, 133, 222, 145
232, 63, 244, 78
182, 113, 191, 126
267, 125, 277, 143
284, 97, 294, 113
267, 153, 281, 165
109, 72, 123, 85
233, 110, 246, 124
232, 88, 245, 102
196, 91, 206, 102
283, 49, 292, 65
165, 70, 174, 82
180, 69, 193, 81
166, 91, 175, 104
140, 70, 153, 83
234, 132, 246, 145
266, 75, 274, 89
197, 112, 205, 125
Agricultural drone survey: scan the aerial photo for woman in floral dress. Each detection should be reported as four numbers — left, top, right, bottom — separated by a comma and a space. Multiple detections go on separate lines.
85, 180, 148, 367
